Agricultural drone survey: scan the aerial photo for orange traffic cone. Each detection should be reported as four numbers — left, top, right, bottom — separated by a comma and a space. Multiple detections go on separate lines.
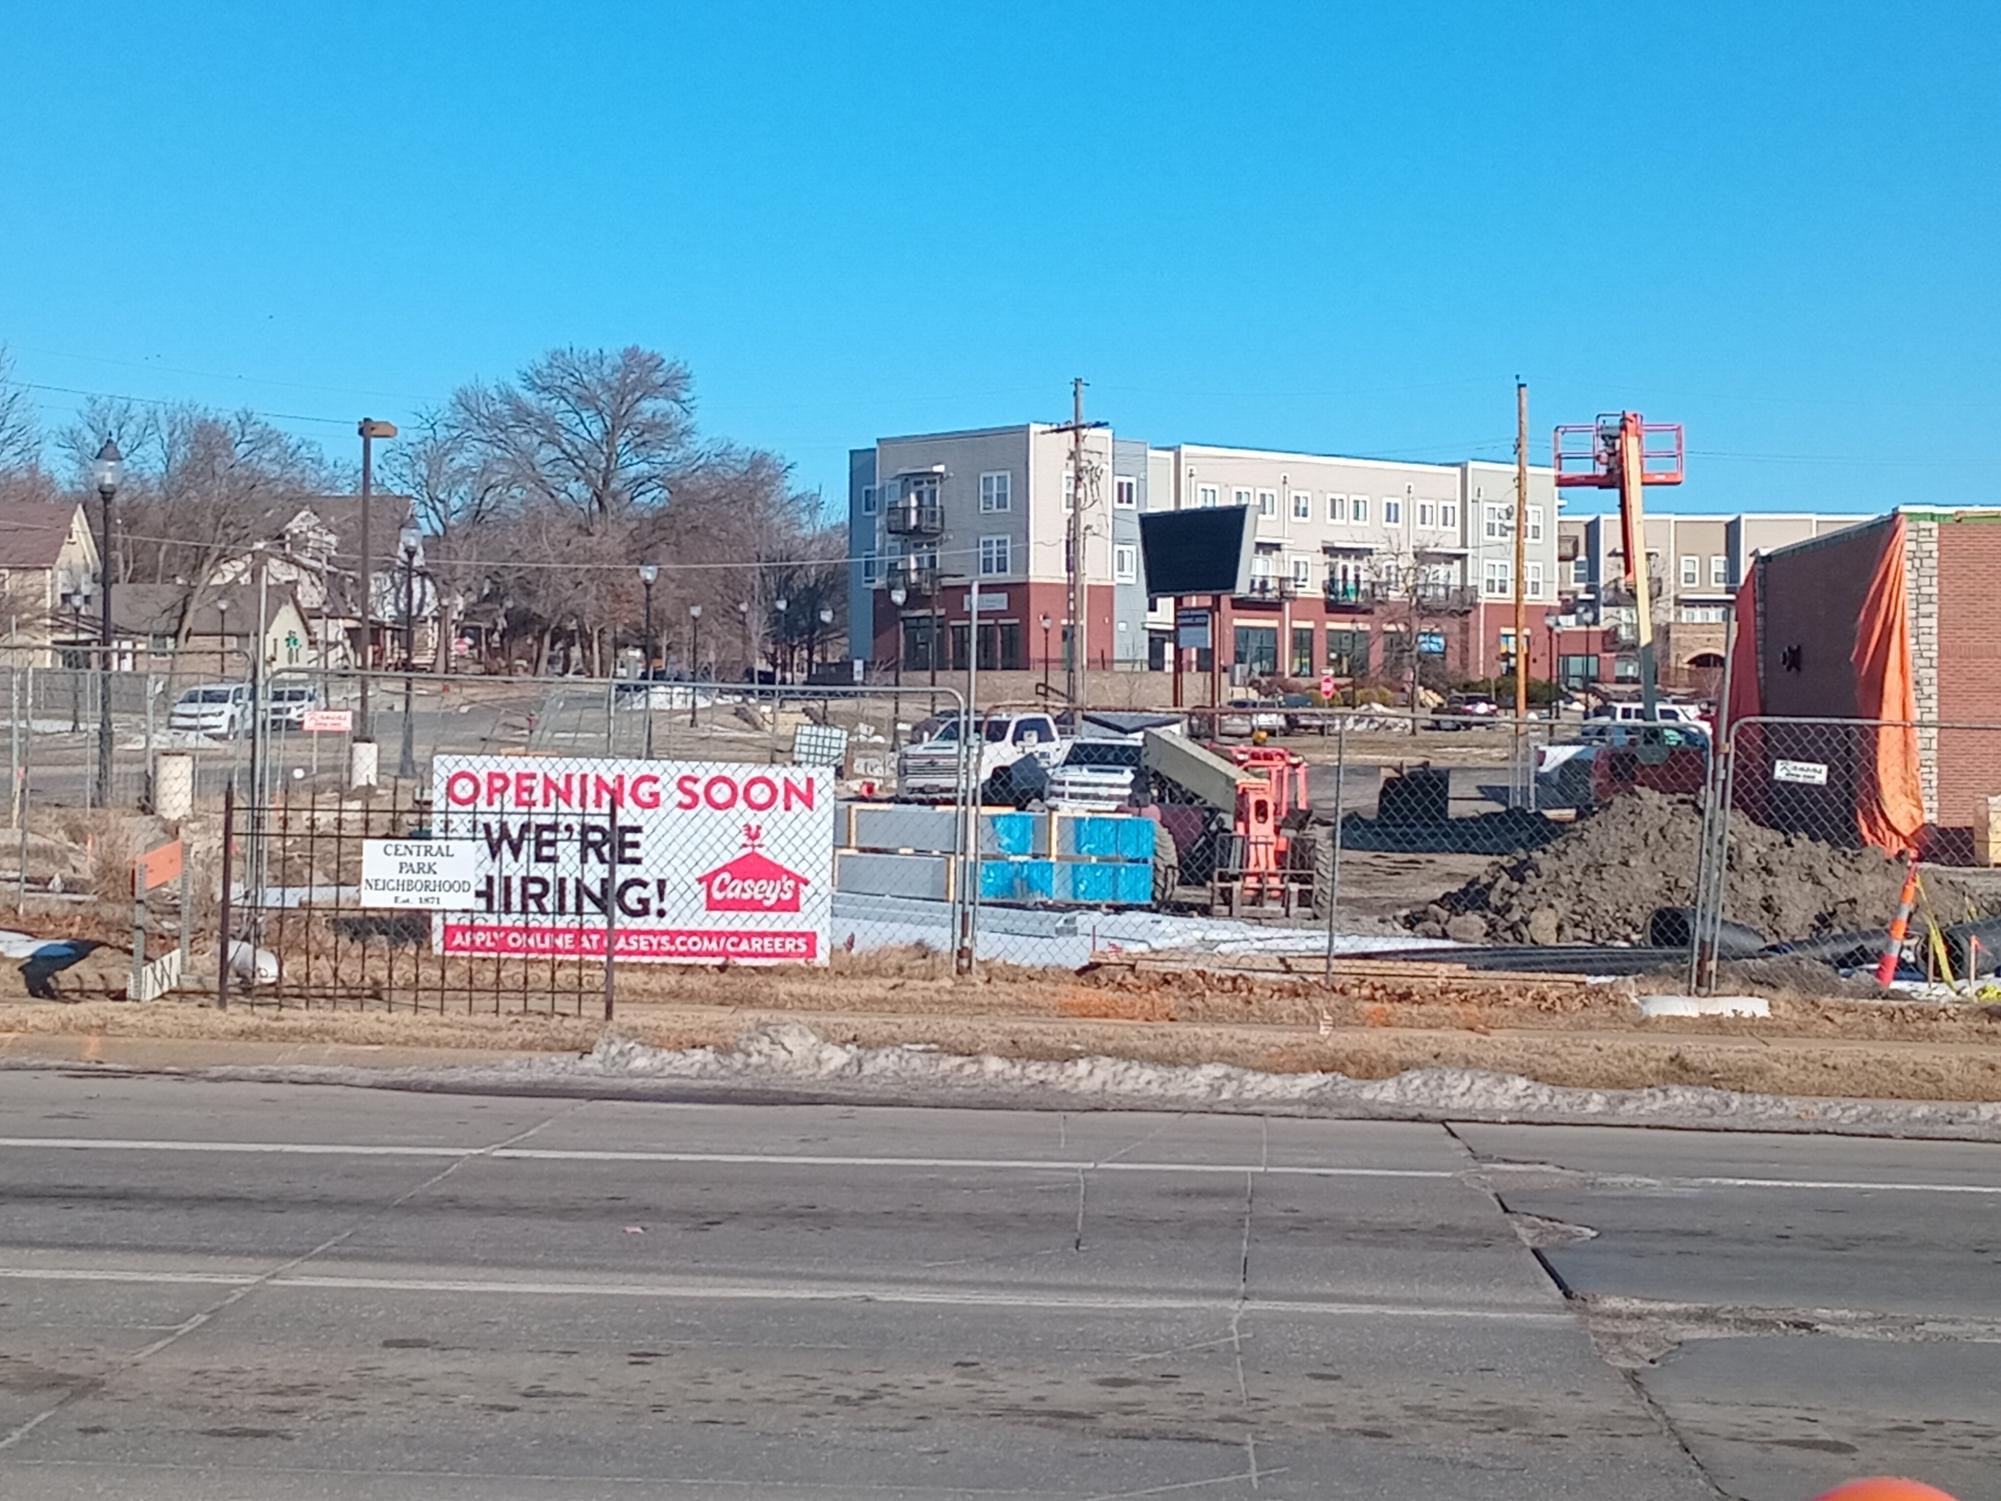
1813, 1480, 1959, 1501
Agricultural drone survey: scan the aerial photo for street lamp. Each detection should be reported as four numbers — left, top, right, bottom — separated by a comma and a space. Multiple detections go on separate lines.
888, 583, 907, 744
817, 606, 834, 679
214, 598, 229, 678
687, 604, 703, 727
773, 596, 788, 683
397, 522, 421, 781
355, 419, 397, 742
91, 437, 123, 808
639, 565, 659, 758
1039, 612, 1053, 697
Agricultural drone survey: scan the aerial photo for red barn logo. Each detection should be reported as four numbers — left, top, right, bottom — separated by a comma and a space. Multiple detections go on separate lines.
698, 825, 809, 913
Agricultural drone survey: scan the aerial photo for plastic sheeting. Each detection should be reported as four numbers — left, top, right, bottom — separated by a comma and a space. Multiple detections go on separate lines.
1852, 515, 1927, 853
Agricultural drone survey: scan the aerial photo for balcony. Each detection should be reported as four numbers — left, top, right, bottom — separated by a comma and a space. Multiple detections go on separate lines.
1413, 583, 1477, 614
1323, 579, 1386, 610
1602, 573, 1665, 607
885, 558, 939, 597
1236, 577, 1298, 604
885, 501, 944, 538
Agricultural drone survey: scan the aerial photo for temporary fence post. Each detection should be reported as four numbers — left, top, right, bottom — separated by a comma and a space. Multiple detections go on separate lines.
178, 849, 193, 972
217, 777, 235, 1012
143, 672, 157, 810
7, 667, 16, 830
130, 862, 148, 1005
1322, 716, 1348, 984
602, 809, 618, 1024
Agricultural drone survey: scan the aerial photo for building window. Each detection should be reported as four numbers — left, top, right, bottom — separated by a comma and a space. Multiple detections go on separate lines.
1290, 555, 1312, 590
1291, 626, 1315, 676
1527, 560, 1544, 598
1326, 628, 1369, 677
1382, 496, 1401, 526
1062, 467, 1075, 512
862, 551, 879, 585
1250, 552, 1273, 583
1680, 604, 1727, 624
1417, 500, 1437, 529
861, 484, 878, 516
1257, 489, 1278, 519
1326, 493, 1346, 523
1680, 554, 1698, 587
1482, 559, 1512, 597
1350, 495, 1368, 525
1711, 554, 1729, 586
1528, 505, 1544, 543
1114, 475, 1137, 508
979, 472, 1011, 513
1559, 653, 1598, 689
1291, 490, 1312, 520
1232, 487, 1252, 509
1113, 544, 1137, 584
979, 535, 1010, 576
1197, 484, 1219, 508
1440, 500, 1458, 530
1233, 624, 1278, 674
1482, 503, 1507, 542
1572, 555, 1589, 585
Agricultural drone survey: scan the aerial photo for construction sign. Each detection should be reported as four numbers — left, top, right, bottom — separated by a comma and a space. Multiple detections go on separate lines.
430, 756, 835, 965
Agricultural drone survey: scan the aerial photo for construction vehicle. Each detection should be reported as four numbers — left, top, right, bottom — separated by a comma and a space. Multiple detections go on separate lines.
1141, 734, 1333, 918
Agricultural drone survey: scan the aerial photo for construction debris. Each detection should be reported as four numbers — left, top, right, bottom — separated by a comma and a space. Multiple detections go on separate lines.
1407, 788, 1994, 946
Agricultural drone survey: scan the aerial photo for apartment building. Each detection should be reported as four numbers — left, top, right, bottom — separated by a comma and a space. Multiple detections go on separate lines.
1556, 511, 1865, 687
847, 425, 1561, 687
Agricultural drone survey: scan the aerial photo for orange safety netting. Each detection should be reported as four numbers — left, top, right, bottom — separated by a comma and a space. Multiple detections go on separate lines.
1852, 516, 1926, 853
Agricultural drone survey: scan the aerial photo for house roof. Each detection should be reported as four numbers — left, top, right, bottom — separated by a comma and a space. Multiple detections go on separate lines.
0, 501, 85, 569
113, 581, 312, 639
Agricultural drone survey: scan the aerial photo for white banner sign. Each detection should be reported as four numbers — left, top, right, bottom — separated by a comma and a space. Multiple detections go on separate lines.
360, 839, 484, 909
1773, 758, 1830, 786
430, 756, 835, 965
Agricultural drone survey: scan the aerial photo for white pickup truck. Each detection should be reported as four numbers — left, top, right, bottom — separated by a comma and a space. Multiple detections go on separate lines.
895, 711, 1065, 803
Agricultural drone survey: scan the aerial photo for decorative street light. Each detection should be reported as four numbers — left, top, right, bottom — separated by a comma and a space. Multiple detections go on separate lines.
817, 607, 834, 679
91, 438, 124, 808
687, 604, 703, 727
397, 522, 421, 781
214, 598, 230, 678
1040, 612, 1053, 698
773, 596, 788, 682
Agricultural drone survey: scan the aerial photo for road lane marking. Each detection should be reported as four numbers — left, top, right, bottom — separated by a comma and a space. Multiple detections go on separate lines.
2, 1135, 1998, 1192
0, 1265, 1572, 1321
0, 1136, 1452, 1178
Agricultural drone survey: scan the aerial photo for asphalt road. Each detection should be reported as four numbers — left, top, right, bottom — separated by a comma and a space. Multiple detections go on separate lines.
1, 1074, 1997, 1499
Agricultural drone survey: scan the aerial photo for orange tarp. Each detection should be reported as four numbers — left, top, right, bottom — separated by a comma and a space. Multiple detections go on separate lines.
1721, 567, 1762, 739
1852, 516, 1926, 853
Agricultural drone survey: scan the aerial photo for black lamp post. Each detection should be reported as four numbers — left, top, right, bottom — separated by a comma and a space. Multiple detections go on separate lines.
888, 583, 906, 744
397, 523, 421, 781
215, 599, 229, 677
773, 597, 788, 682
687, 604, 702, 727
639, 564, 658, 758
355, 418, 397, 742
91, 438, 124, 807
1040, 612, 1053, 697
817, 606, 834, 677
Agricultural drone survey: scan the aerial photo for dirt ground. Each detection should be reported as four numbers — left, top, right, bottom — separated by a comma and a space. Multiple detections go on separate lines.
5, 945, 2000, 1104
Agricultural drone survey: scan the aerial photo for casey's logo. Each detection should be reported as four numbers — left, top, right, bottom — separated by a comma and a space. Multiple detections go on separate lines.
697, 825, 808, 913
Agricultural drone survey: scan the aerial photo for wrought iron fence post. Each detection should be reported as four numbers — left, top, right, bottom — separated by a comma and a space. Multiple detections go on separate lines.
217, 776, 235, 1012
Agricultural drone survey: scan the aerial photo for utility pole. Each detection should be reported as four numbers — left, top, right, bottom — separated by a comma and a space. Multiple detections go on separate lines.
1048, 377, 1106, 708
1513, 379, 1529, 721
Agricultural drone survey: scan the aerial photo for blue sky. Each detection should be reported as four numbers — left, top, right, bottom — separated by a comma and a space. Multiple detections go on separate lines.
3, 1, 1994, 517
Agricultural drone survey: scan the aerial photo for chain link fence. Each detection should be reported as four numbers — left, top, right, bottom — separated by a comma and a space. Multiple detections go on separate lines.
1688, 715, 2001, 993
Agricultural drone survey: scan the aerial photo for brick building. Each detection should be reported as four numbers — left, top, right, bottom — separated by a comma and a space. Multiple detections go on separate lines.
1745, 508, 2001, 856
847, 424, 1568, 690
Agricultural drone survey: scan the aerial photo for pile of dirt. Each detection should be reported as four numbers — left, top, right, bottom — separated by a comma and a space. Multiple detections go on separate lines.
1407, 788, 1992, 946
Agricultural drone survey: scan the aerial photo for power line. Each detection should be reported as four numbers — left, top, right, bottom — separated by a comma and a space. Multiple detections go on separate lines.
21, 381, 358, 429
10, 344, 437, 405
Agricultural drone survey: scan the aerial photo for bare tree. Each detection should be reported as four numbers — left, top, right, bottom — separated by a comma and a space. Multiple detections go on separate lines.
0, 347, 39, 478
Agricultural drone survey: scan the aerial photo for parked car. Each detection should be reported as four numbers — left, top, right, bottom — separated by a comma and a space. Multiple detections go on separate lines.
1202, 697, 1286, 739
265, 684, 321, 730
1584, 699, 1711, 738
1539, 721, 1711, 807
895, 710, 1064, 803
1278, 692, 1332, 735
170, 683, 253, 738
1041, 738, 1146, 812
